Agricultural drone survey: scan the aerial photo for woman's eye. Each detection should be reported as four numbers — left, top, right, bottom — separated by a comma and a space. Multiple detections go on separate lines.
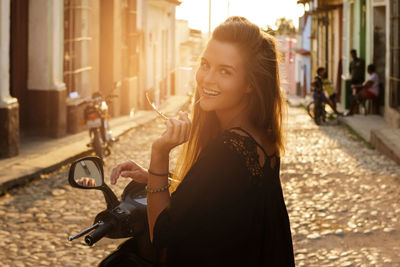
200, 62, 209, 70
220, 69, 230, 75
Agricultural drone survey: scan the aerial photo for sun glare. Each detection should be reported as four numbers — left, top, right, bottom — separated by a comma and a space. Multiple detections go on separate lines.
176, 0, 303, 33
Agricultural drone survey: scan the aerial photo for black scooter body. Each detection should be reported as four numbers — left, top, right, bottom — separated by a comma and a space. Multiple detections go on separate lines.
97, 182, 164, 266
67, 157, 164, 266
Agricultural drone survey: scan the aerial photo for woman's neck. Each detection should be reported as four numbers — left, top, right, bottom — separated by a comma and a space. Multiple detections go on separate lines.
216, 106, 251, 131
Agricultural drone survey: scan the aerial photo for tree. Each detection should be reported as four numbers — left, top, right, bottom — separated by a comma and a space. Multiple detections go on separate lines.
274, 17, 297, 36
263, 25, 277, 36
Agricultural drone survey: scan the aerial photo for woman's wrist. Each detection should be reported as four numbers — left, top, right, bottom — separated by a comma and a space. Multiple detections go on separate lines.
147, 170, 169, 192
149, 145, 169, 177
151, 143, 170, 156
151, 145, 170, 164
148, 169, 169, 177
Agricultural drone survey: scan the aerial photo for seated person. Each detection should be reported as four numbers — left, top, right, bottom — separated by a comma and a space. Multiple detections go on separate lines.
346, 64, 379, 116
311, 67, 341, 115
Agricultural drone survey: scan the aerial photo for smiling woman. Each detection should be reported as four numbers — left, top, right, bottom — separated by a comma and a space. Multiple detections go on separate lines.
111, 16, 294, 266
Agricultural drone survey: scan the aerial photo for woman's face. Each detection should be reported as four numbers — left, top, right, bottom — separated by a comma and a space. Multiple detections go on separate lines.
195, 39, 250, 114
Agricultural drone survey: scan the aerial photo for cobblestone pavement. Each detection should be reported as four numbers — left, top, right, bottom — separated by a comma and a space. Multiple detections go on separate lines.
282, 107, 400, 266
0, 106, 399, 266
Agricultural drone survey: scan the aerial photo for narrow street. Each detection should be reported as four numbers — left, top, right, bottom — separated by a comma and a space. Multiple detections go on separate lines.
0, 106, 399, 266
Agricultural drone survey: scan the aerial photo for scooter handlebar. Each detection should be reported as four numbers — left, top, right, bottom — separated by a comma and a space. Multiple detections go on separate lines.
84, 221, 113, 246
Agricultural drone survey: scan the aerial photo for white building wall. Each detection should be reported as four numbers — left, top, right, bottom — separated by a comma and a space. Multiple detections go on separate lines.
0, 0, 17, 108
332, 9, 342, 90
175, 20, 192, 96
303, 15, 312, 94
342, 1, 350, 79
28, 0, 65, 91
295, 55, 311, 95
176, 20, 189, 47
144, 2, 176, 103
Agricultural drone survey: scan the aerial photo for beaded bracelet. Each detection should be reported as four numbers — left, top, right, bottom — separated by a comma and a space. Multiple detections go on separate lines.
145, 180, 171, 194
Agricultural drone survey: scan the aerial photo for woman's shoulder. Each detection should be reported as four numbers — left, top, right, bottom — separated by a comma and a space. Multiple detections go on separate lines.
197, 129, 258, 170
221, 128, 259, 156
221, 127, 278, 158
220, 128, 280, 183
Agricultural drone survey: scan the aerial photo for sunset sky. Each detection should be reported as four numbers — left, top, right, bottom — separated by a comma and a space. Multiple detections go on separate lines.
176, 0, 304, 33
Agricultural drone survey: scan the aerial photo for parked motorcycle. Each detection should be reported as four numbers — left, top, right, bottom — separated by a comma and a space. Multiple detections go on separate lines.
83, 81, 121, 158
67, 156, 163, 266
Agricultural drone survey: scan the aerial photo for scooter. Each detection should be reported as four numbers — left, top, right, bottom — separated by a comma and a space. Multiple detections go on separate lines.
67, 156, 164, 266
83, 81, 121, 158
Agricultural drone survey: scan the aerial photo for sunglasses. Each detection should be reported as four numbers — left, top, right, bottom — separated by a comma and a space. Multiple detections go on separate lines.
145, 92, 169, 120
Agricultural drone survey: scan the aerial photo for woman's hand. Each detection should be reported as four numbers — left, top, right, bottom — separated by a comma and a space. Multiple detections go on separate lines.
76, 177, 97, 187
152, 111, 191, 154
110, 160, 148, 185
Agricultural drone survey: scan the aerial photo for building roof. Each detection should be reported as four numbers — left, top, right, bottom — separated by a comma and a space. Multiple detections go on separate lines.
148, 0, 181, 7
298, 0, 342, 4
295, 48, 311, 55
166, 0, 181, 5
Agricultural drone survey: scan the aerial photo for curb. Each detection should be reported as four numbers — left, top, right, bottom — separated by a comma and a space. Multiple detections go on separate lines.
371, 129, 400, 165
0, 150, 92, 196
0, 95, 189, 195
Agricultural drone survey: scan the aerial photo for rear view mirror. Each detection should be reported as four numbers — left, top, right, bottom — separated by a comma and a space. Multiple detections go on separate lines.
69, 157, 104, 189
68, 156, 119, 209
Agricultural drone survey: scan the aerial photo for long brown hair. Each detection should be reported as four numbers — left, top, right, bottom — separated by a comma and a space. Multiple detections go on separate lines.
173, 16, 285, 186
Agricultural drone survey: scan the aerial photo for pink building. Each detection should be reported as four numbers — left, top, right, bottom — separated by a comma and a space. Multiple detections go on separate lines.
275, 35, 297, 96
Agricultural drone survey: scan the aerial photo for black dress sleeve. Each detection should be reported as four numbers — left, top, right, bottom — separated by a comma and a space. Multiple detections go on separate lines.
153, 135, 252, 248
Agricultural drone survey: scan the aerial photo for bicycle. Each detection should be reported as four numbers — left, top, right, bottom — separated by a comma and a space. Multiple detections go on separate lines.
306, 92, 334, 125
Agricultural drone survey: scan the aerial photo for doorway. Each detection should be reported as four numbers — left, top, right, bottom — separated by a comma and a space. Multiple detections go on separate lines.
9, 0, 28, 133
373, 5, 386, 114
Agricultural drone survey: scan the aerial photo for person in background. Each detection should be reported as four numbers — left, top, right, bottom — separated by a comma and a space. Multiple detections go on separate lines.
312, 67, 341, 115
349, 49, 365, 90
346, 64, 379, 116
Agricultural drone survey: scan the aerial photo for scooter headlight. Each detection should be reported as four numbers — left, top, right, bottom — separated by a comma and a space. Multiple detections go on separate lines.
100, 101, 108, 111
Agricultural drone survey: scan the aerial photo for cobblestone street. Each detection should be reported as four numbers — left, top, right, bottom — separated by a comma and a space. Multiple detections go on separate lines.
0, 106, 399, 266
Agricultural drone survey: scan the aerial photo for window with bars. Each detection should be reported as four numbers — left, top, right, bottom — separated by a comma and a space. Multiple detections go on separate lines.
64, 0, 93, 97
390, 0, 400, 110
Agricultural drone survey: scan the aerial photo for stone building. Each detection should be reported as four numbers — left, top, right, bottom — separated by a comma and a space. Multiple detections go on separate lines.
298, 0, 400, 128
139, 0, 181, 106
0, 0, 180, 158
298, 0, 343, 101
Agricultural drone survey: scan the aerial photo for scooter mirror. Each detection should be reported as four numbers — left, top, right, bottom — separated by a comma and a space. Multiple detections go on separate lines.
69, 157, 104, 189
68, 157, 120, 209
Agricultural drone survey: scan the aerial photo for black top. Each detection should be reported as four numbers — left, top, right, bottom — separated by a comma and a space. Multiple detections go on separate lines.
312, 75, 323, 92
153, 128, 294, 266
349, 57, 365, 84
